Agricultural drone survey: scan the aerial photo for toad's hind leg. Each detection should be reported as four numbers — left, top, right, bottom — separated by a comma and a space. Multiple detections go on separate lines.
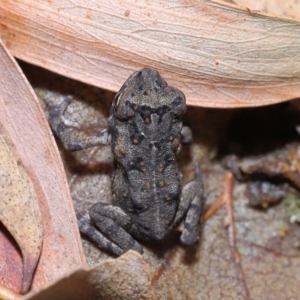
87, 202, 143, 255
173, 164, 205, 245
77, 213, 125, 256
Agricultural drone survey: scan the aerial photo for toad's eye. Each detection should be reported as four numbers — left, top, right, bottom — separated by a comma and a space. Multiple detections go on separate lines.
170, 91, 186, 117
113, 92, 134, 120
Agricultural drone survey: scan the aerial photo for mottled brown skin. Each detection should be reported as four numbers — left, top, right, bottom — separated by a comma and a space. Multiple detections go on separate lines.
49, 68, 205, 256
110, 69, 186, 241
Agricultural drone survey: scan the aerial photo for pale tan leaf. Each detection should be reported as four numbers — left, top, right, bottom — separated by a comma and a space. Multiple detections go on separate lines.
0, 123, 43, 294
0, 283, 21, 300
0, 0, 300, 108
0, 39, 85, 293
22, 251, 153, 300
233, 0, 300, 19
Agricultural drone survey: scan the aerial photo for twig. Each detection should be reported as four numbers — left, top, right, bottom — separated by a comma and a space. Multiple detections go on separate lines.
204, 172, 251, 299
223, 172, 251, 300
203, 171, 234, 222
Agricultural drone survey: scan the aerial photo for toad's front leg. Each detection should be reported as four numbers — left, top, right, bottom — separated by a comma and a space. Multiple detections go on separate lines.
48, 97, 110, 151
80, 202, 143, 256
173, 165, 205, 245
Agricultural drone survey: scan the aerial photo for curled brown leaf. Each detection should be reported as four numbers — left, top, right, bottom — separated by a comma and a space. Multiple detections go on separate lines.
22, 251, 153, 300
0, 122, 43, 294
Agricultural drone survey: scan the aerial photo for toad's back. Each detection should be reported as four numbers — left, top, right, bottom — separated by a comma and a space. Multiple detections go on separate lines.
108, 68, 186, 241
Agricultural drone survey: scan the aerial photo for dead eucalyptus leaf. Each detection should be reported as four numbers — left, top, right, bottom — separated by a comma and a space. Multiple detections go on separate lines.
0, 0, 300, 108
0, 38, 85, 293
234, 0, 300, 19
0, 283, 21, 300
22, 251, 153, 300
0, 224, 23, 295
0, 123, 43, 294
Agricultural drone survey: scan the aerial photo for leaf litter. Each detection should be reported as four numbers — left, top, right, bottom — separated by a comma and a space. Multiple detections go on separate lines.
19, 62, 300, 299
1, 0, 300, 298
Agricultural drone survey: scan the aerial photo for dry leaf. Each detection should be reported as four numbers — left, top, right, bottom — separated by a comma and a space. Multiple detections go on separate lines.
223, 143, 300, 188
0, 122, 43, 294
0, 283, 21, 300
0, 0, 300, 108
0, 224, 23, 295
0, 38, 85, 293
234, 0, 300, 19
22, 251, 153, 300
